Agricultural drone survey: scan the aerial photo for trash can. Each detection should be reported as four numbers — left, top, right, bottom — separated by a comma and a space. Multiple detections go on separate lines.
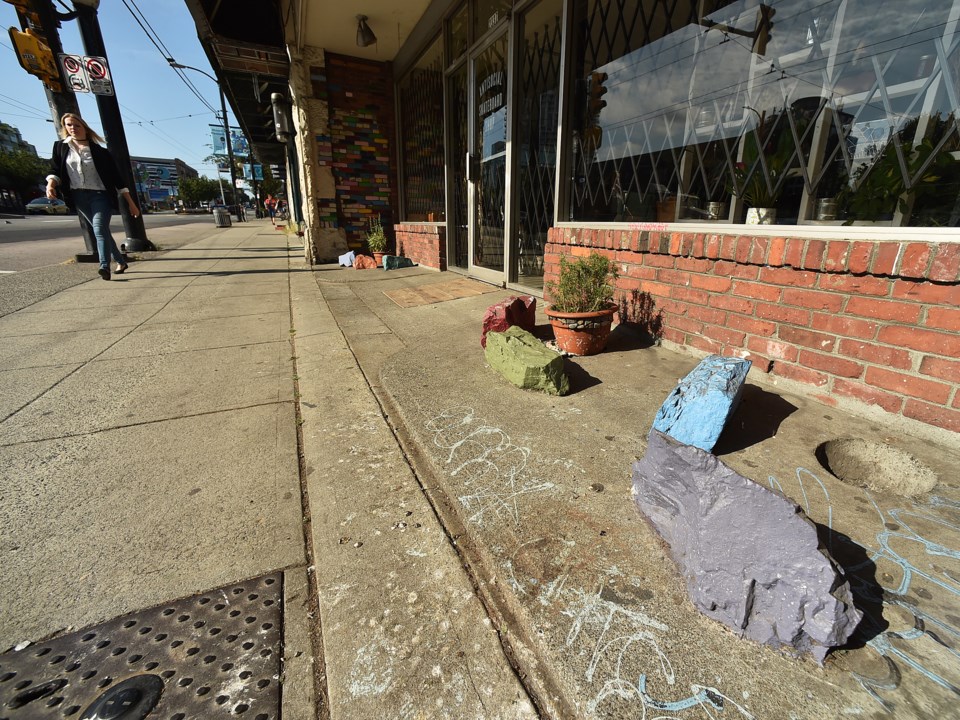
213, 207, 232, 228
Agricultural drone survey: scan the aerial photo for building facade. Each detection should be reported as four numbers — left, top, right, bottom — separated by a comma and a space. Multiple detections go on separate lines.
187, 0, 959, 438
0, 121, 38, 155
130, 156, 199, 206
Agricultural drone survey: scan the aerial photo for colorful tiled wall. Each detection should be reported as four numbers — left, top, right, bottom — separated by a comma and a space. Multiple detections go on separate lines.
325, 53, 398, 249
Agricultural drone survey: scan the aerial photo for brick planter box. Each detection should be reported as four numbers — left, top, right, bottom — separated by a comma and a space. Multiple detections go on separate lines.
545, 227, 960, 435
395, 223, 446, 270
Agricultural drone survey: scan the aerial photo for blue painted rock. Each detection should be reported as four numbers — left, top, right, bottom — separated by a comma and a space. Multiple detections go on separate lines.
652, 354, 751, 451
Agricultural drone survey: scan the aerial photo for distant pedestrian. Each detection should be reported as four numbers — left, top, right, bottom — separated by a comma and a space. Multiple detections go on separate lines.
265, 194, 277, 224
46, 113, 140, 281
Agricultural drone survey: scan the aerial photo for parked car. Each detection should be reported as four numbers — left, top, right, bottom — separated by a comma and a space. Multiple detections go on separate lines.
26, 198, 70, 215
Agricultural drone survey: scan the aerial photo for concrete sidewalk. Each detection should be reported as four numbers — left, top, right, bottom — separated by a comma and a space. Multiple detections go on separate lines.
0, 220, 531, 719
0, 221, 317, 717
310, 258, 960, 719
1, 221, 958, 719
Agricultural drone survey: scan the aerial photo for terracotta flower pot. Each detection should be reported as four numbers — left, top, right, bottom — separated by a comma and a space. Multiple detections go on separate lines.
545, 304, 617, 356
372, 251, 385, 267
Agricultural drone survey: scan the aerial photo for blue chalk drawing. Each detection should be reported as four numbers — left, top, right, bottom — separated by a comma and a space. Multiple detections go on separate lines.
638, 674, 724, 711
768, 468, 960, 712
562, 586, 756, 717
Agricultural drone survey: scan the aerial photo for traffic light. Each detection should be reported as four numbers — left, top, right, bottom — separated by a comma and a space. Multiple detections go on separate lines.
582, 126, 602, 155
587, 71, 608, 121
752, 4, 775, 56
8, 26, 61, 90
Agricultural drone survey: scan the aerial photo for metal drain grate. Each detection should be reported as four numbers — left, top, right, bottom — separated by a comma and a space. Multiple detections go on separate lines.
0, 573, 282, 719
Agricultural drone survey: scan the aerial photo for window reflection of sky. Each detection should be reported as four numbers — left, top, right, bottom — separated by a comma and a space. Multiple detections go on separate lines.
589, 0, 958, 161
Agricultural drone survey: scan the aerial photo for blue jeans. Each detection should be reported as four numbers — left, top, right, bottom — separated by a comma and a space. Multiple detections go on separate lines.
73, 190, 124, 269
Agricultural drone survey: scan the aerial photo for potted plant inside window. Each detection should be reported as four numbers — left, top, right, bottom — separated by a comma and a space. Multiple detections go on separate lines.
366, 214, 388, 266
838, 122, 956, 225
731, 110, 795, 224
544, 252, 618, 356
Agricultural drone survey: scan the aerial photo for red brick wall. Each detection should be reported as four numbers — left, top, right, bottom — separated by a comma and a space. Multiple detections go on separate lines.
395, 223, 446, 270
546, 227, 960, 434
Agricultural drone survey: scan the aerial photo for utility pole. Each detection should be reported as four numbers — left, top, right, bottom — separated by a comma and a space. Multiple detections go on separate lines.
71, 0, 154, 251
166, 60, 241, 222
6, 0, 98, 259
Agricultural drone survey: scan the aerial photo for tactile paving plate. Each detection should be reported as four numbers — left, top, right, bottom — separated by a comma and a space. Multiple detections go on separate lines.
0, 573, 282, 719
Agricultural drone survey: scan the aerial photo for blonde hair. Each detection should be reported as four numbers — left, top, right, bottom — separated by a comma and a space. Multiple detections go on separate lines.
59, 113, 105, 145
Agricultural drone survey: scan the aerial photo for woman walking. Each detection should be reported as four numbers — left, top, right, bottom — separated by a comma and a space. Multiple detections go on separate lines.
45, 113, 140, 280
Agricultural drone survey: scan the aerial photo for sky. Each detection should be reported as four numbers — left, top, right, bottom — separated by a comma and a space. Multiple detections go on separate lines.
0, 0, 236, 180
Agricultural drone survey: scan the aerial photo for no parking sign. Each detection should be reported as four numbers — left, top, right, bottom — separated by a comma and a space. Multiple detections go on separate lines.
58, 53, 89, 93
84, 55, 114, 96
57, 53, 114, 96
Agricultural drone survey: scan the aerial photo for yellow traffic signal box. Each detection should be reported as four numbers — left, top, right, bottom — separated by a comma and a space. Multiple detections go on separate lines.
8, 26, 61, 91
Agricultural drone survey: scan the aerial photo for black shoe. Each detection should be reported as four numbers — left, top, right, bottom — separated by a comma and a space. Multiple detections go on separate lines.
98, 267, 111, 281
115, 263, 128, 274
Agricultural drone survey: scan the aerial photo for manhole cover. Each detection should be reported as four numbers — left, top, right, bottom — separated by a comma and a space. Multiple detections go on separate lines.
819, 439, 938, 497
0, 574, 282, 719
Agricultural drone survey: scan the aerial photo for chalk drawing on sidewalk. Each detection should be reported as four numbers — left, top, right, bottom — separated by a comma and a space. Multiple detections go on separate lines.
348, 630, 395, 698
426, 407, 559, 526
768, 468, 960, 713
562, 585, 754, 717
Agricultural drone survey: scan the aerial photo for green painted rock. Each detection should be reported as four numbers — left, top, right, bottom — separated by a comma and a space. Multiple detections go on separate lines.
485, 326, 569, 396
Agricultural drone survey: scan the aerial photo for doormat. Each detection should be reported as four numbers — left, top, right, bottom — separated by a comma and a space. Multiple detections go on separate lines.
384, 278, 499, 308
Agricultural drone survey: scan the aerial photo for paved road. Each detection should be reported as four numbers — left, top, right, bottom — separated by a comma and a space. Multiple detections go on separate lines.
0, 212, 218, 272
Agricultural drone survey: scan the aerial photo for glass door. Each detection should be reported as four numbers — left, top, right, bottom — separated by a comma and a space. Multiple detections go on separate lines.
448, 63, 469, 271
469, 30, 509, 282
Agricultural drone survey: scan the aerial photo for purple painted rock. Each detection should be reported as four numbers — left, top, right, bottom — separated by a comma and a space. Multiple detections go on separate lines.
632, 430, 862, 664
480, 296, 537, 349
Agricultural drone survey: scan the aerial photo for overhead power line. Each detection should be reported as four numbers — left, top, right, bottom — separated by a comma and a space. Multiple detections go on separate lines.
0, 92, 50, 120
118, 0, 219, 116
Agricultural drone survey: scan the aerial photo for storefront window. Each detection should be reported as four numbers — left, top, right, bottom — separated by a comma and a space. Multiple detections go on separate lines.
449, 3, 470, 63
565, 0, 960, 226
474, 0, 513, 38
515, 0, 563, 288
398, 36, 445, 222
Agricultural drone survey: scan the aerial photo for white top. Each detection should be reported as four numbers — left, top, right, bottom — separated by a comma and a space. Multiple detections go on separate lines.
46, 138, 129, 195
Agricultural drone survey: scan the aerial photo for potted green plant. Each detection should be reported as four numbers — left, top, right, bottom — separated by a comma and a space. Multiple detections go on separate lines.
731, 110, 795, 224
544, 252, 619, 356
838, 127, 955, 225
366, 214, 388, 265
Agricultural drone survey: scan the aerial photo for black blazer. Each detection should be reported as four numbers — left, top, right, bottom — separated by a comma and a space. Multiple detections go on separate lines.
49, 140, 128, 211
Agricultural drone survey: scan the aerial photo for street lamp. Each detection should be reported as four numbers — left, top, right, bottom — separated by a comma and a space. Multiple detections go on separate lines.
167, 58, 240, 219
